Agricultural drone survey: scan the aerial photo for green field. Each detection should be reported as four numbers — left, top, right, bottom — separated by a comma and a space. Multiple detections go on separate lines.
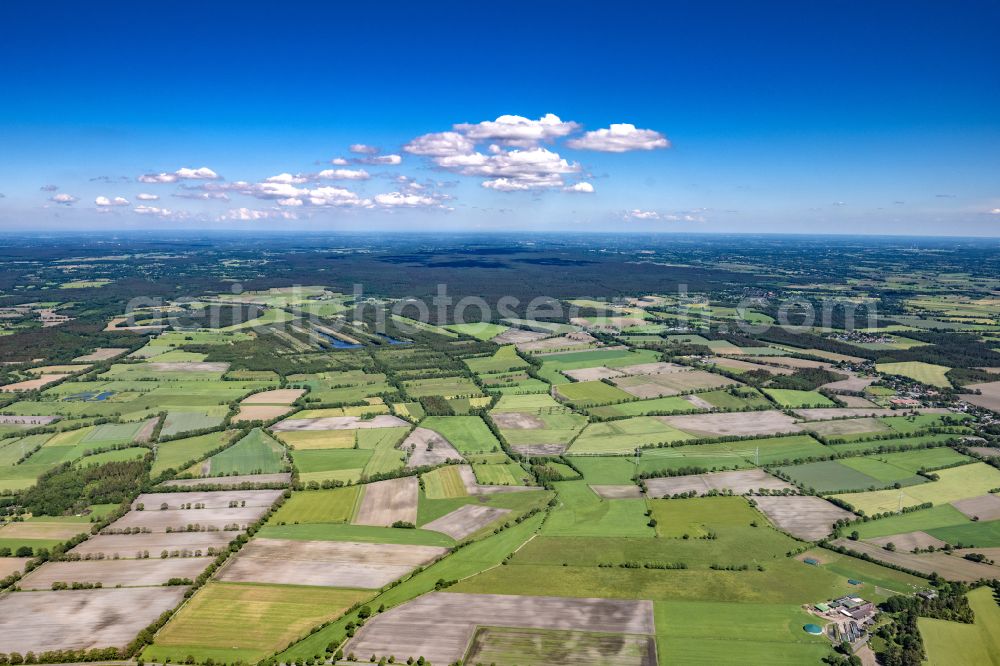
422, 465, 468, 499
763, 389, 835, 408
206, 428, 285, 475
421, 415, 502, 453
570, 456, 639, 484
152, 430, 238, 477
446, 322, 508, 340
570, 417, 694, 454
543, 481, 653, 537
832, 462, 1000, 514
926, 519, 1000, 547
144, 582, 371, 663
851, 504, 972, 539
920, 587, 1000, 666
258, 522, 455, 547
464, 345, 528, 373
472, 462, 529, 485
267, 486, 360, 524
402, 375, 483, 398
876, 361, 953, 388
556, 380, 635, 406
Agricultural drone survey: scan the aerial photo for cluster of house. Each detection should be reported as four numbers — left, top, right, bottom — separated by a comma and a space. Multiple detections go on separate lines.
813, 595, 877, 644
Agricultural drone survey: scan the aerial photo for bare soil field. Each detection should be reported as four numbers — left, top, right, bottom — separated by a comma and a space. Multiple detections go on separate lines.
659, 410, 802, 438
402, 427, 465, 468
0, 521, 89, 540
146, 361, 230, 372
645, 469, 794, 497
793, 407, 947, 420
272, 414, 408, 431
0, 557, 28, 578
802, 417, 888, 436
18, 557, 211, 590
518, 333, 598, 352
752, 496, 853, 541
106, 505, 268, 532
590, 484, 644, 499
70, 531, 235, 557
832, 538, 1000, 581
821, 371, 876, 393
706, 357, 794, 375
510, 443, 567, 455
966, 446, 1000, 459
133, 417, 160, 443
162, 472, 291, 488
354, 476, 419, 526
744, 356, 832, 369
490, 412, 545, 429
73, 347, 129, 362
0, 586, 189, 653
233, 405, 294, 423
345, 592, 654, 666
493, 328, 548, 345
422, 504, 512, 539
218, 537, 446, 589
134, 489, 283, 510
952, 494, 1000, 521
618, 361, 690, 375
457, 464, 534, 495
865, 531, 948, 551
682, 394, 715, 409
563, 367, 625, 382
838, 395, 880, 408
614, 370, 736, 398
0, 415, 59, 425
962, 381, 1000, 412
1, 374, 71, 391
242, 389, 305, 404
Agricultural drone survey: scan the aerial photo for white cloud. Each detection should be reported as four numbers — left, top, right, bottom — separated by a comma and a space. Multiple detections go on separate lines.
138, 166, 219, 183
278, 197, 304, 207
438, 147, 579, 191
316, 168, 370, 180
175, 167, 220, 180
374, 191, 440, 208
361, 154, 402, 165
219, 207, 296, 221
624, 208, 706, 222
349, 143, 379, 155
331, 157, 349, 165
136, 193, 159, 201
567, 123, 670, 152
95, 196, 130, 207
987, 208, 1000, 214
564, 182, 595, 194
133, 204, 173, 217
265, 173, 309, 185
50, 193, 77, 205
625, 209, 660, 220
404, 131, 475, 157
39, 184, 59, 192
455, 114, 579, 147
173, 191, 230, 201
307, 186, 372, 208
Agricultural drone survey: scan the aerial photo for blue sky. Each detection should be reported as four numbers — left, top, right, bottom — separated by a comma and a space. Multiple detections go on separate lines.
1, 1, 998, 234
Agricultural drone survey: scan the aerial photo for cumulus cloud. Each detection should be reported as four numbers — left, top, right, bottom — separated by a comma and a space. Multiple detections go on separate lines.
989, 208, 1000, 215
138, 166, 220, 183
330, 157, 349, 165
133, 204, 173, 217
373, 191, 441, 208
567, 124, 670, 152
95, 196, 130, 207
624, 208, 706, 222
219, 207, 297, 221
564, 182, 595, 194
349, 144, 380, 155
357, 154, 402, 166
39, 184, 59, 192
136, 193, 160, 201
436, 147, 580, 192
265, 173, 310, 185
316, 168, 370, 180
50, 193, 77, 205
173, 191, 230, 201
455, 114, 579, 147
404, 131, 475, 157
